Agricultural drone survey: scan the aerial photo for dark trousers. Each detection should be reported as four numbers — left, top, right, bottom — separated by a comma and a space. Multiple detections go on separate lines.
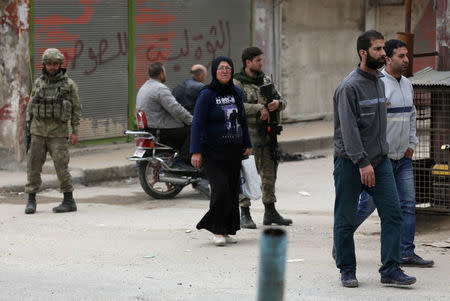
333, 156, 402, 276
196, 145, 242, 235
150, 126, 190, 161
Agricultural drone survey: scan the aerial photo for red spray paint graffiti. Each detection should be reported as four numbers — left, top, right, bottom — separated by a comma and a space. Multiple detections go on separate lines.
33, 0, 95, 71
71, 32, 128, 75
134, 1, 232, 89
134, 1, 177, 89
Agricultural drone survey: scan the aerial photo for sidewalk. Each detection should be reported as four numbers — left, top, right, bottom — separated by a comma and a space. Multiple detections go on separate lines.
0, 120, 333, 193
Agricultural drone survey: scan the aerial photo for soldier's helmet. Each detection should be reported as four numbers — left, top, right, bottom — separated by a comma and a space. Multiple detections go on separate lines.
42, 48, 64, 65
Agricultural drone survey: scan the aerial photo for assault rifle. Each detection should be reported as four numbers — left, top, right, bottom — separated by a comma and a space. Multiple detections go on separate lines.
259, 82, 283, 163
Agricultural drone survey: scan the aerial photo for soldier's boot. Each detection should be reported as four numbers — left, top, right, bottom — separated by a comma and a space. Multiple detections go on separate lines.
53, 192, 77, 213
240, 207, 257, 229
25, 193, 37, 214
263, 203, 292, 226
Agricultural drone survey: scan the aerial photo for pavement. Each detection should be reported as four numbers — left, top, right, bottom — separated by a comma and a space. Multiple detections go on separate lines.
0, 120, 333, 193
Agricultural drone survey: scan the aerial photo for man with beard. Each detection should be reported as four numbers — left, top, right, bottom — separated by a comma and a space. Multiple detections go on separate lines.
333, 31, 416, 287
352, 39, 434, 267
234, 47, 292, 228
25, 48, 82, 214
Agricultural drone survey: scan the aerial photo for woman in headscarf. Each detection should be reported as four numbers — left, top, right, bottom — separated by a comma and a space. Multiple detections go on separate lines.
190, 56, 252, 246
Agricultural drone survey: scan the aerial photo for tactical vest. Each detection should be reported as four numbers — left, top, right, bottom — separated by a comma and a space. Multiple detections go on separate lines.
31, 78, 72, 122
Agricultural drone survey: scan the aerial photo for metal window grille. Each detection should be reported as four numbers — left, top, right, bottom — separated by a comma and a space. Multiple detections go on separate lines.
413, 87, 450, 212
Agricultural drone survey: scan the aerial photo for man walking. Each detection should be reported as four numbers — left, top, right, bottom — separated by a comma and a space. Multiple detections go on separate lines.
25, 48, 82, 214
333, 31, 416, 287
354, 39, 434, 267
173, 64, 207, 114
234, 47, 292, 228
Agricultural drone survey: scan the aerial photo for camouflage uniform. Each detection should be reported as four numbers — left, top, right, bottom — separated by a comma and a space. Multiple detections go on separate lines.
233, 74, 286, 207
25, 51, 81, 195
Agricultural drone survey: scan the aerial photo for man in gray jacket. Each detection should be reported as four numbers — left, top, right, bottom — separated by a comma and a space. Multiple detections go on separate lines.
353, 39, 434, 267
333, 30, 416, 287
136, 62, 192, 161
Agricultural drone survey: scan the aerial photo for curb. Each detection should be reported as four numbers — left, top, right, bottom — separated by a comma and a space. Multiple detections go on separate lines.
1, 164, 137, 193
279, 136, 333, 154
1, 136, 332, 193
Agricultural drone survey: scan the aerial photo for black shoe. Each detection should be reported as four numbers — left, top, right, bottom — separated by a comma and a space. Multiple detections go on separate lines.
400, 254, 434, 267
381, 268, 416, 286
341, 271, 358, 287
25, 194, 36, 214
240, 207, 257, 229
53, 192, 77, 213
263, 203, 292, 226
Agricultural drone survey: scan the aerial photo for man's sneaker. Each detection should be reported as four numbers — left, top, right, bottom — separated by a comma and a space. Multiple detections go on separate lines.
400, 254, 434, 267
340, 271, 358, 287
381, 268, 416, 286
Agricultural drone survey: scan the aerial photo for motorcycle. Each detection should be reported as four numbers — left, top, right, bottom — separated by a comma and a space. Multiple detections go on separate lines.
125, 111, 208, 199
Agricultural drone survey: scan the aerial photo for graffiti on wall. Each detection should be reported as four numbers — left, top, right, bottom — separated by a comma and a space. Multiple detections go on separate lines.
33, 0, 97, 72
71, 32, 128, 75
32, 0, 233, 89
135, 1, 232, 88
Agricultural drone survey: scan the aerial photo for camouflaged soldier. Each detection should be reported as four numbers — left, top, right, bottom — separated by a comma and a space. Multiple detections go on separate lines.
24, 48, 82, 214
233, 47, 292, 228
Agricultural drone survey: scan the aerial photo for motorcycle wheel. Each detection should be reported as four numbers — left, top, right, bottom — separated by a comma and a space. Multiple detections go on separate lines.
138, 161, 183, 199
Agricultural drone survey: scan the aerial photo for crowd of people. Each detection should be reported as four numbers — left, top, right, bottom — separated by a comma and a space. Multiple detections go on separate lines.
25, 29, 434, 288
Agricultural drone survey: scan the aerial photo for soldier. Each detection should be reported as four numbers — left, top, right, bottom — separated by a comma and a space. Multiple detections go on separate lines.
234, 46, 292, 228
24, 48, 82, 214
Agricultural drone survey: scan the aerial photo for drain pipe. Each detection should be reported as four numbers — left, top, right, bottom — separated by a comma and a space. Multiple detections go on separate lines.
397, 0, 414, 77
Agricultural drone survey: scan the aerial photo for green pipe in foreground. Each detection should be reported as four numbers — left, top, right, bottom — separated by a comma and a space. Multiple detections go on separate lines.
257, 228, 287, 301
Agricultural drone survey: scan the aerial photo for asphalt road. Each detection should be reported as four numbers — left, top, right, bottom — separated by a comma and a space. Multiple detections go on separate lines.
1, 156, 449, 301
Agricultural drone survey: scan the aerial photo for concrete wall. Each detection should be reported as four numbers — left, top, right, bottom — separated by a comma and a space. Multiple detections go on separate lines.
253, 0, 276, 82
280, 0, 365, 122
0, 0, 30, 167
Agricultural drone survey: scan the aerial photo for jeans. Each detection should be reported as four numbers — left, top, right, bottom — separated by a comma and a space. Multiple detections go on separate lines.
355, 157, 416, 258
333, 156, 402, 276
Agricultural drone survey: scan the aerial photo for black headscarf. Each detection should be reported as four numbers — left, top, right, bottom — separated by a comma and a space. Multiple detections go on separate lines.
206, 56, 235, 93
206, 56, 244, 120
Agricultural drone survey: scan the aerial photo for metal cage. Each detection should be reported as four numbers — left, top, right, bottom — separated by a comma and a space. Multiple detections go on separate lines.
413, 86, 450, 212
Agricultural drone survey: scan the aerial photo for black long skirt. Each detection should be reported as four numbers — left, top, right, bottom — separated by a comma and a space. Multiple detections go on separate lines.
196, 144, 242, 235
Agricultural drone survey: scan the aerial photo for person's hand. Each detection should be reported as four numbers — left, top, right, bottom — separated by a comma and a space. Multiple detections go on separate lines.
260, 106, 269, 121
243, 148, 251, 156
69, 134, 78, 146
191, 153, 202, 169
267, 99, 280, 112
359, 164, 375, 187
405, 148, 414, 159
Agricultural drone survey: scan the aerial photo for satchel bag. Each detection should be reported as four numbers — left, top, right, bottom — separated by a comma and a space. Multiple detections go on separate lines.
240, 155, 262, 200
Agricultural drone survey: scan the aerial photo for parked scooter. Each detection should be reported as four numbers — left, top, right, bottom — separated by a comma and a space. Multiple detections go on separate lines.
125, 111, 209, 199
